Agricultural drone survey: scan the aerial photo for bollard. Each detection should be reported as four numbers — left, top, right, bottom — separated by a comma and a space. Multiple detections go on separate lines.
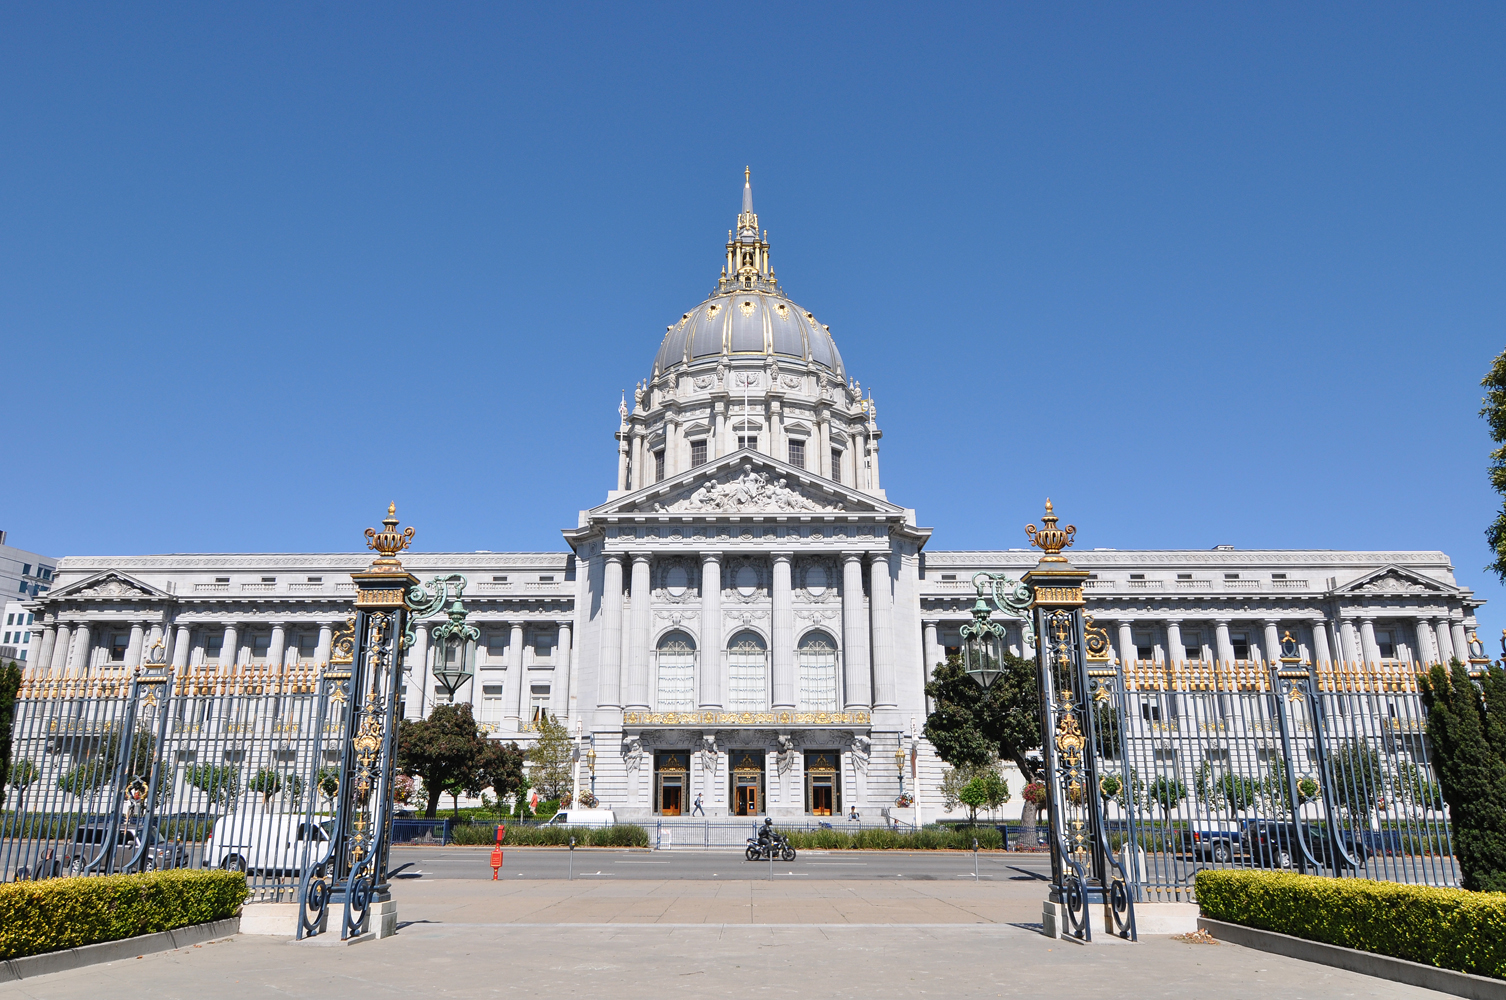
569, 836, 576, 881
491, 823, 506, 880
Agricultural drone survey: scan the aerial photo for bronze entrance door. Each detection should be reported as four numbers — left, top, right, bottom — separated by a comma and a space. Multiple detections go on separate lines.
804, 751, 841, 816
660, 777, 683, 815
729, 750, 766, 816
655, 752, 688, 816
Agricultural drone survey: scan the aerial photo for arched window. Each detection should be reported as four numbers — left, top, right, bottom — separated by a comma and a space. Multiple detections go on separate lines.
727, 631, 768, 712
656, 631, 696, 712
798, 631, 838, 713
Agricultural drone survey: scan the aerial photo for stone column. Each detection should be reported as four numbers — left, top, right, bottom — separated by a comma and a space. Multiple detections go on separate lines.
409, 623, 430, 717
923, 620, 942, 685
552, 622, 573, 718
599, 554, 625, 709
851, 426, 868, 490
1263, 621, 1282, 665
699, 553, 722, 710
71, 623, 93, 674
50, 624, 71, 672
1165, 621, 1183, 665
1214, 620, 1234, 664
1451, 619, 1471, 667
1311, 622, 1332, 665
1359, 618, 1380, 665
220, 624, 238, 668
1118, 622, 1136, 665
841, 552, 871, 710
712, 399, 726, 461
124, 623, 145, 668
771, 553, 795, 711
817, 411, 832, 478
626, 553, 652, 711
869, 551, 896, 709
504, 623, 526, 724
268, 624, 286, 668
316, 623, 333, 665
36, 625, 56, 673
1415, 619, 1438, 664
631, 432, 645, 491
1340, 620, 1361, 663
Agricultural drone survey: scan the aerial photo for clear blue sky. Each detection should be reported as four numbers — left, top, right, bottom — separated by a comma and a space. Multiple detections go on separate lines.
2, 5, 1503, 635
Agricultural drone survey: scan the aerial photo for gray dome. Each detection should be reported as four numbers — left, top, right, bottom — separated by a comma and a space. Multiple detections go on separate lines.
653, 290, 845, 376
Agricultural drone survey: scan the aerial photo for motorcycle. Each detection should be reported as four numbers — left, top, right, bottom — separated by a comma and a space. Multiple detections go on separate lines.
745, 833, 797, 862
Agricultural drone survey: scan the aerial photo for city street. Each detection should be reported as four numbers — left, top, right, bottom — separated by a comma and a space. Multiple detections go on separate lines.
389, 845, 1055, 881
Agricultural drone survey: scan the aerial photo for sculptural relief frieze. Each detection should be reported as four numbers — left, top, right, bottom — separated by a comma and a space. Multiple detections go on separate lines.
647, 464, 844, 515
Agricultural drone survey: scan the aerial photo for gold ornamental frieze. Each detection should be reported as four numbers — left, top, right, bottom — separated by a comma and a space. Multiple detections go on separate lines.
622, 710, 870, 727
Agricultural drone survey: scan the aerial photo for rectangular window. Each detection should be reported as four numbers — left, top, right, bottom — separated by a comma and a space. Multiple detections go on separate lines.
1176, 573, 1193, 581
1134, 634, 1155, 661
538, 575, 554, 582
479, 683, 505, 724
296, 633, 319, 660
654, 449, 666, 481
1272, 573, 1287, 580
738, 434, 757, 450
261, 576, 276, 584
788, 439, 806, 469
41, 567, 53, 581
215, 577, 230, 584
22, 631, 29, 644
20, 565, 29, 576
690, 440, 707, 467
1376, 630, 1396, 659
486, 634, 510, 660
656, 643, 695, 712
306, 576, 322, 583
1182, 635, 1202, 661
204, 635, 223, 661
109, 635, 129, 662
728, 646, 767, 712
1141, 702, 1162, 722
1224, 573, 1240, 580
530, 683, 551, 721
493, 575, 508, 582
2, 632, 8, 643
831, 448, 842, 482
1230, 632, 1251, 660
797, 638, 838, 713
4, 614, 11, 626
1129, 573, 1145, 580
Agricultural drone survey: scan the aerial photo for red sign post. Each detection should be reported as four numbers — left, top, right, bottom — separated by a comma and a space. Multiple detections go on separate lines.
490, 823, 506, 879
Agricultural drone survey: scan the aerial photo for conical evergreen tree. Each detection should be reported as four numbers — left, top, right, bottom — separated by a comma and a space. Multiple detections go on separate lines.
1419, 660, 1506, 892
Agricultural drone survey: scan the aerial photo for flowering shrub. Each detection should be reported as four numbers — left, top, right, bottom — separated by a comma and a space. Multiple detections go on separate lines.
578, 790, 599, 808
1023, 781, 1048, 806
894, 793, 914, 807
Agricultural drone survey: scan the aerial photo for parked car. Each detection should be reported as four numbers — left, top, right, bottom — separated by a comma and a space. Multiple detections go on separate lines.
204, 813, 334, 876
66, 821, 188, 875
1178, 827, 1242, 863
546, 809, 616, 828
1243, 821, 1371, 869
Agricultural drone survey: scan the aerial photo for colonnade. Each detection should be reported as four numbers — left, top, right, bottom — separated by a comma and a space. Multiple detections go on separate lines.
597, 549, 898, 713
408, 619, 573, 725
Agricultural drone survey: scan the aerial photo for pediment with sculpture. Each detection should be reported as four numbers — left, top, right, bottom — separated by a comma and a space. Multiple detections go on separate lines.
645, 463, 845, 514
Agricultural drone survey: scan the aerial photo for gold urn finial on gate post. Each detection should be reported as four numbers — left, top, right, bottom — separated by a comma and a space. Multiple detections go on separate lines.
1026, 499, 1076, 563
364, 503, 415, 574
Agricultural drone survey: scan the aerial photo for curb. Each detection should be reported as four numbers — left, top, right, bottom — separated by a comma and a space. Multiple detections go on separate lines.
0, 916, 240, 983
1198, 918, 1506, 1000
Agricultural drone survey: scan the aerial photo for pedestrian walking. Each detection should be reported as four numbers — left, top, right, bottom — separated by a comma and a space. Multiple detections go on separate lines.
692, 792, 705, 816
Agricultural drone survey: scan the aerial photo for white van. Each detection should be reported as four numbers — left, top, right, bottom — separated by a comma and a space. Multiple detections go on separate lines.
204, 812, 334, 876
546, 809, 616, 828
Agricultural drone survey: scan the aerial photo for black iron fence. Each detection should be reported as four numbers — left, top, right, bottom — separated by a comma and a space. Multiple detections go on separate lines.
1, 659, 344, 903
1086, 659, 1457, 902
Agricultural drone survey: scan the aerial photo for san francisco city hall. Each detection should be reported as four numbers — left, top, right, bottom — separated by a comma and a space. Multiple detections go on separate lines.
15, 174, 1487, 823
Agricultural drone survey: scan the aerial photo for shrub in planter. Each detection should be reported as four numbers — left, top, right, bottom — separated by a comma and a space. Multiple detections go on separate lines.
0, 870, 247, 961
1196, 869, 1506, 979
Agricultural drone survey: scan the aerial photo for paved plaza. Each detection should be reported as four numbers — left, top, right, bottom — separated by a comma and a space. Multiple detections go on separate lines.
0, 858, 1451, 999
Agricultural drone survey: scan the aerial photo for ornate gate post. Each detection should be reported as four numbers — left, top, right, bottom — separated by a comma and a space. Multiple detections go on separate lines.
1022, 501, 1135, 942
299, 504, 416, 941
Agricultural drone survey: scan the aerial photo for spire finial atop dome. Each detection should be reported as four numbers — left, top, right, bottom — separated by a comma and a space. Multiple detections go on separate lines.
724, 167, 773, 293
743, 166, 753, 215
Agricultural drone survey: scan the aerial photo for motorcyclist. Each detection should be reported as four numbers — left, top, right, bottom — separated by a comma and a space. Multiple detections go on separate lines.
757, 818, 775, 849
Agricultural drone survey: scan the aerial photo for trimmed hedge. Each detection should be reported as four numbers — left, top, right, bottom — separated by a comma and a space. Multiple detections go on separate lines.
782, 826, 1005, 851
0, 869, 247, 961
1196, 870, 1506, 979
449, 822, 650, 847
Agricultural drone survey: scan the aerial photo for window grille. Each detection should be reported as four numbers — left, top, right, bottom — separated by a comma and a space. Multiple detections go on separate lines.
798, 632, 838, 713
728, 632, 768, 712
690, 440, 707, 467
656, 632, 696, 712
788, 439, 805, 469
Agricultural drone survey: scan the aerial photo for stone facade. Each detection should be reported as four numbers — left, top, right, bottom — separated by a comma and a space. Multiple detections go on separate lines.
18, 173, 1485, 824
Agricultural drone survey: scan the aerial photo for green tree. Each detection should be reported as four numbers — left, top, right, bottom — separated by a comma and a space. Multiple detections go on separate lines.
314, 767, 340, 807
1419, 660, 1506, 891
1146, 775, 1187, 817
397, 702, 491, 818
1329, 739, 1385, 817
1481, 350, 1506, 581
7, 758, 39, 813
249, 768, 282, 811
478, 739, 526, 804
525, 714, 573, 799
924, 653, 1041, 779
185, 763, 241, 806
957, 769, 1010, 825
0, 662, 21, 810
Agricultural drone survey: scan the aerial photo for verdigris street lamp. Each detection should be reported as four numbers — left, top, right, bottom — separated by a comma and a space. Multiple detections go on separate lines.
407, 574, 479, 705
960, 573, 1034, 690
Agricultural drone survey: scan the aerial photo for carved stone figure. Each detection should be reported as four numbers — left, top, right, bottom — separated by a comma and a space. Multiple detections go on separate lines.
698, 733, 718, 773
623, 737, 644, 773
653, 464, 843, 514
775, 734, 796, 776
850, 735, 871, 775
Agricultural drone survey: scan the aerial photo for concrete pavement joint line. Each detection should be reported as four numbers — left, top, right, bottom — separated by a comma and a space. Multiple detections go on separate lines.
392, 922, 1036, 930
